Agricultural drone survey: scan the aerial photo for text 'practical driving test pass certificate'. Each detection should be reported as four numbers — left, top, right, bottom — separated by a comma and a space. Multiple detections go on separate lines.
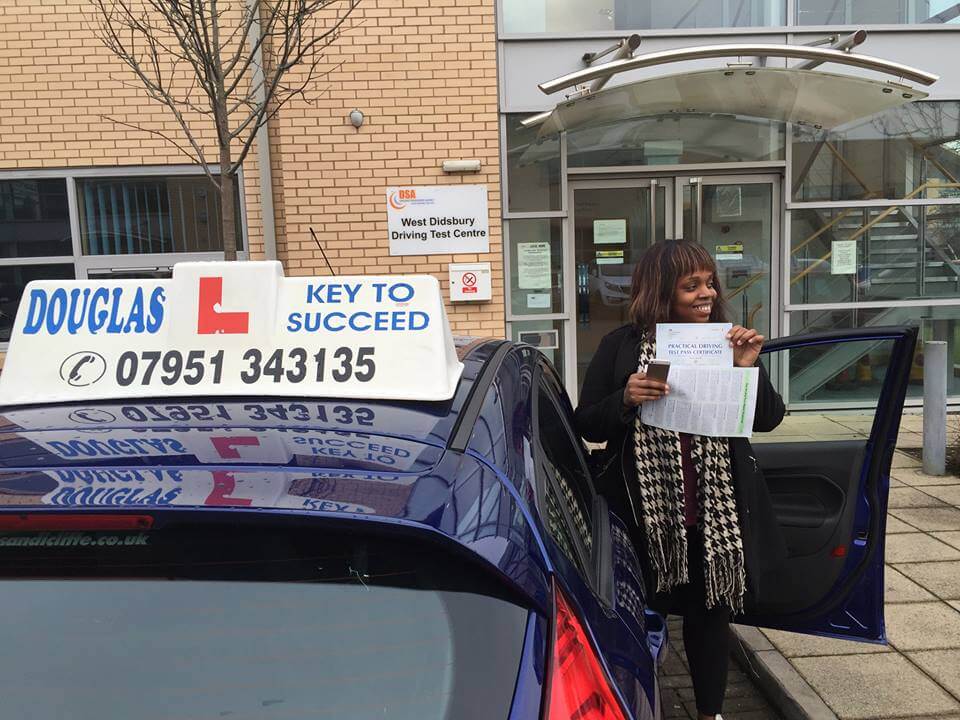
641, 323, 759, 438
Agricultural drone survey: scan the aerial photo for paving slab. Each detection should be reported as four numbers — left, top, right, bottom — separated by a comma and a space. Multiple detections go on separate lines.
889, 507, 960, 532
887, 486, 949, 509
892, 452, 923, 469
761, 629, 889, 658
894, 560, 960, 601
891, 468, 960, 487
918, 484, 960, 506
885, 515, 919, 534
885, 566, 937, 604
933, 531, 960, 550
791, 652, 960, 719
908, 649, 960, 700
885, 601, 960, 651
883, 533, 960, 563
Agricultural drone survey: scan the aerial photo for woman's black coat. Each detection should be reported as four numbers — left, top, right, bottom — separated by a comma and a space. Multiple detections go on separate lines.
574, 323, 788, 605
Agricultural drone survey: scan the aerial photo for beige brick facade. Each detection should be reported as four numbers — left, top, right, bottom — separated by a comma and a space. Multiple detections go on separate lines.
0, 0, 503, 341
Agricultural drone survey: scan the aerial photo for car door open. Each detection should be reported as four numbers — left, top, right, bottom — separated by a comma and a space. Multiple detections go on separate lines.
738, 326, 917, 643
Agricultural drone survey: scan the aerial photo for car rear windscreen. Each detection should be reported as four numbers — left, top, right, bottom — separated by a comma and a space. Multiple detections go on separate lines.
0, 519, 533, 720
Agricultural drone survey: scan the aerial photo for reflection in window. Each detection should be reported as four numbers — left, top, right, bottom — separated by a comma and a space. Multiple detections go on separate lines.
0, 264, 75, 342
77, 175, 242, 256
568, 115, 785, 168
792, 101, 960, 203
0, 179, 71, 258
790, 204, 960, 304
796, 0, 960, 25
505, 118, 561, 213
789, 307, 960, 401
502, 0, 784, 33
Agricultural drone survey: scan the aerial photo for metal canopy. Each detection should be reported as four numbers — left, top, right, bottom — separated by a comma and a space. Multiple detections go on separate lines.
538, 43, 939, 95
536, 66, 929, 138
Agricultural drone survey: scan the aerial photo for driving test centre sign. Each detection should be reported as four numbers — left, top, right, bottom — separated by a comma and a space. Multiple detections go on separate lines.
386, 185, 489, 256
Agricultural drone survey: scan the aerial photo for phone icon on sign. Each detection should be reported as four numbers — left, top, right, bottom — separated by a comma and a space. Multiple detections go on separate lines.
59, 351, 107, 387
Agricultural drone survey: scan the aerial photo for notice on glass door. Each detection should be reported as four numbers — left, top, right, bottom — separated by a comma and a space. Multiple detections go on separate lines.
517, 242, 551, 289
593, 219, 627, 244
831, 240, 857, 275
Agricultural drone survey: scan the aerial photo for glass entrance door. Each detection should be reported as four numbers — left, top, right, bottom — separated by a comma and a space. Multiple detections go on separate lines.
678, 175, 780, 341
569, 180, 670, 395
565, 174, 779, 402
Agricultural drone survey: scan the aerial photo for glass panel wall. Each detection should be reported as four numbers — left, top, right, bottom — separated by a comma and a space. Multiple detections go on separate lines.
76, 176, 241, 256
568, 115, 785, 168
796, 0, 960, 24
0, 264, 75, 343
502, 0, 784, 33
789, 305, 960, 401
792, 102, 960, 203
790, 204, 960, 303
0, 179, 71, 258
506, 118, 561, 213
508, 219, 564, 316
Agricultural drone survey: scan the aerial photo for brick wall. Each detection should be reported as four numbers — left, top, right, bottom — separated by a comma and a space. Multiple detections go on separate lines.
0, 0, 503, 340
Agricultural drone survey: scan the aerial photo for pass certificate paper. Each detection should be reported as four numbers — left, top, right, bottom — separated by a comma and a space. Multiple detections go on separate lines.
656, 323, 733, 367
641, 366, 759, 438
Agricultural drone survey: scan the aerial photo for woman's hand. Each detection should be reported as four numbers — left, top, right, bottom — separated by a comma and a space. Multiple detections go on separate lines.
728, 325, 764, 367
622, 372, 669, 408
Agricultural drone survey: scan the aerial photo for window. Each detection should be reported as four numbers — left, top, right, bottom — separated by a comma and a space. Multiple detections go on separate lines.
790, 204, 960, 304
535, 367, 594, 574
792, 102, 960, 204
0, 522, 529, 720
508, 218, 563, 316
567, 115, 786, 169
786, 306, 960, 401
0, 179, 71, 258
0, 264, 75, 343
77, 175, 241, 256
0, 169, 246, 348
796, 0, 960, 25
501, 0, 784, 33
505, 117, 561, 213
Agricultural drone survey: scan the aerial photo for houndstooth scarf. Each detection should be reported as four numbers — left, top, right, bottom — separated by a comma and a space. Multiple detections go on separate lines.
632, 336, 746, 613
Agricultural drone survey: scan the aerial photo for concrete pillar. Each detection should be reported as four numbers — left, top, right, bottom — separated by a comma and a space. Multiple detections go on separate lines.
923, 341, 948, 476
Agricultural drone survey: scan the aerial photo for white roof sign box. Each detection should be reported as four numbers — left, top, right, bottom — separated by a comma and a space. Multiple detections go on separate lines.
0, 262, 464, 406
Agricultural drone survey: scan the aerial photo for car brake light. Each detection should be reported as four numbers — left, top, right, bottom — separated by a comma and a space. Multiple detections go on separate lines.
0, 514, 154, 531
545, 584, 628, 720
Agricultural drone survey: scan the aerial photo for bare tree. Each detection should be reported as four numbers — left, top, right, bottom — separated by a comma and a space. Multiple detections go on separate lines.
89, 0, 358, 259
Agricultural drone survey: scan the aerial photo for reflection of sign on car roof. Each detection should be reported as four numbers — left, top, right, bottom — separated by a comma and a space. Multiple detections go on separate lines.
0, 262, 463, 405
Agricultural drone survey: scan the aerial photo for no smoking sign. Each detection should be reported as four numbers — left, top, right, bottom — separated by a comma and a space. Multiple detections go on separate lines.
449, 262, 491, 302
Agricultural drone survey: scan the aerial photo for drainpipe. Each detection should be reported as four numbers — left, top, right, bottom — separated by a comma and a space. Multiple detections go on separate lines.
246, 0, 277, 261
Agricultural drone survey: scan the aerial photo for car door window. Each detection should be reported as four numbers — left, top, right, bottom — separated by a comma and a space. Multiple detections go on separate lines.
534, 365, 594, 576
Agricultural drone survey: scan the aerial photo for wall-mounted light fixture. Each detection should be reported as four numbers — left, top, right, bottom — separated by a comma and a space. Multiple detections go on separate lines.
348, 109, 364, 129
442, 159, 481, 173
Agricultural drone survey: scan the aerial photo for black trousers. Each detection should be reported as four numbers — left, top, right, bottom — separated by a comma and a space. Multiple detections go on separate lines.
649, 527, 731, 716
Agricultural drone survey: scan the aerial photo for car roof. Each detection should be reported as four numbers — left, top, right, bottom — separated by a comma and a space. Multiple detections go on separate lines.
0, 337, 507, 469
0, 337, 551, 606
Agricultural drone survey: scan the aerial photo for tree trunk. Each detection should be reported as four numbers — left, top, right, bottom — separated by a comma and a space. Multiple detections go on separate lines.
221, 168, 238, 261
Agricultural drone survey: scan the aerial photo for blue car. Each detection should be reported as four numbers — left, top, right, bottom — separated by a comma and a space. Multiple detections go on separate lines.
0, 326, 918, 720
0, 264, 918, 719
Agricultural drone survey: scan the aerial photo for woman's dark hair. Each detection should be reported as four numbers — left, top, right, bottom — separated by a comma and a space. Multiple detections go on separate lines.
628, 240, 728, 332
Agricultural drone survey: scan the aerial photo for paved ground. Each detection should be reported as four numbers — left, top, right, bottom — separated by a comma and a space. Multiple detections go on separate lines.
661, 616, 784, 719
754, 413, 960, 720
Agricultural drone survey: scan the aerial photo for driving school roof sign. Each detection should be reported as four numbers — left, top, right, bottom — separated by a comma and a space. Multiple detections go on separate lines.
0, 262, 464, 405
